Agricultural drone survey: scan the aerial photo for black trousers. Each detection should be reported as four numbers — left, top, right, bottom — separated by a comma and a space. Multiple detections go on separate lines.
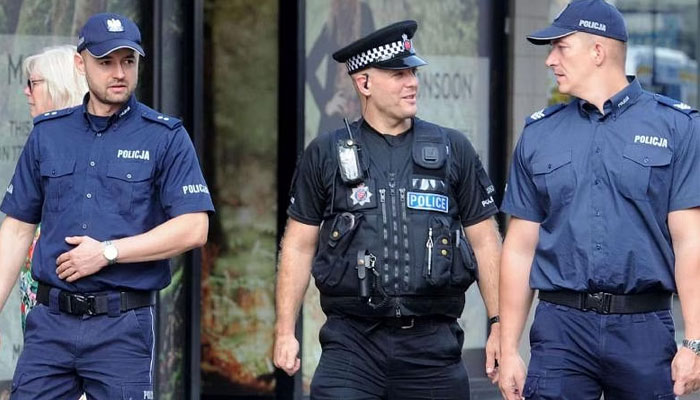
310, 315, 470, 400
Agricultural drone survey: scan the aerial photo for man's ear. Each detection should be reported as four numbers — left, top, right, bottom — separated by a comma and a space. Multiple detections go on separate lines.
593, 42, 606, 66
354, 73, 370, 96
74, 53, 86, 75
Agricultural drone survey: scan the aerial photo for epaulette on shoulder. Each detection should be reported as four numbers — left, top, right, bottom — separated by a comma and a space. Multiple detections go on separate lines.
141, 110, 182, 129
32, 107, 76, 125
525, 103, 566, 126
653, 94, 698, 116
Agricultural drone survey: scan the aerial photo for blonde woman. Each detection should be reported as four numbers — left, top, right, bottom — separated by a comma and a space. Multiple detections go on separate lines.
20, 45, 88, 330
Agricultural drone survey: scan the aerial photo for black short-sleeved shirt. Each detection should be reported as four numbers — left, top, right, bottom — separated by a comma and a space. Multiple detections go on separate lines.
288, 119, 497, 226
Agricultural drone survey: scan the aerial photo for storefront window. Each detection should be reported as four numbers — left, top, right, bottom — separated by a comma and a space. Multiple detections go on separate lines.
200, 0, 279, 397
619, 0, 699, 108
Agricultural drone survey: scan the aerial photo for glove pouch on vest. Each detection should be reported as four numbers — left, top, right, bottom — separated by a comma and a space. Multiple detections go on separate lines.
424, 215, 452, 286
452, 228, 477, 288
312, 212, 364, 292
421, 216, 476, 291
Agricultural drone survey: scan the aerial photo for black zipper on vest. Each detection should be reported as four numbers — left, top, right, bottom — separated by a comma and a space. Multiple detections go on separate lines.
399, 188, 410, 290
379, 188, 389, 285
388, 174, 399, 291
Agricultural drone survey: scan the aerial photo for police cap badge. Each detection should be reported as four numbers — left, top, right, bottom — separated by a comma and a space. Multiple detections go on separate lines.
332, 20, 427, 74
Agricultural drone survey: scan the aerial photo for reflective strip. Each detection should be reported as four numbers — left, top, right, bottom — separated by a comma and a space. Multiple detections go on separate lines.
149, 305, 155, 384
406, 192, 449, 213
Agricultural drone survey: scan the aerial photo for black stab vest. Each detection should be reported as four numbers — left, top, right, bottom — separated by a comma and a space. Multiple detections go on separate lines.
313, 118, 477, 318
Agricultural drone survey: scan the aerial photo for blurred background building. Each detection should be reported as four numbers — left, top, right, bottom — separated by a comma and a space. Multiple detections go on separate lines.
0, 0, 696, 399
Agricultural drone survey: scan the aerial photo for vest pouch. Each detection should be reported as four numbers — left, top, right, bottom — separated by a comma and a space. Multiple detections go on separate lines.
451, 229, 477, 289
313, 212, 364, 289
424, 216, 453, 286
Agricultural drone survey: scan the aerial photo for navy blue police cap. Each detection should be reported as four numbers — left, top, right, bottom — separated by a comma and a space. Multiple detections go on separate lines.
77, 12, 145, 58
527, 0, 628, 45
333, 20, 427, 74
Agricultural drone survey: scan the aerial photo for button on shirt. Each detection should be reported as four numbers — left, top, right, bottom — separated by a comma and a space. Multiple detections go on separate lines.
1, 95, 215, 292
502, 79, 700, 294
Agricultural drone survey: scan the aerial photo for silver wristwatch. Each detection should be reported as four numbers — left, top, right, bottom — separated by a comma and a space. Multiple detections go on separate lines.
682, 339, 700, 356
103, 240, 119, 265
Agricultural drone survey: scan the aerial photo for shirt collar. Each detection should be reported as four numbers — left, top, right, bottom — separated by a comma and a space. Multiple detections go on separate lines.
82, 93, 138, 132
577, 76, 642, 120
608, 76, 642, 117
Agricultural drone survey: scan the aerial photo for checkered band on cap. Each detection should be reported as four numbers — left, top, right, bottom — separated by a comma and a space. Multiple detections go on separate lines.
345, 39, 408, 73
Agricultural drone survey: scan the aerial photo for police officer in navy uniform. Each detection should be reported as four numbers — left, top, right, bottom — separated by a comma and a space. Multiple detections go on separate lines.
0, 13, 213, 399
274, 20, 502, 399
499, 1, 700, 399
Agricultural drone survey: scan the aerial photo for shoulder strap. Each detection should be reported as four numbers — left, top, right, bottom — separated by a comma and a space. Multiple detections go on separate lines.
525, 103, 566, 126
33, 107, 76, 125
653, 94, 698, 116
141, 110, 182, 129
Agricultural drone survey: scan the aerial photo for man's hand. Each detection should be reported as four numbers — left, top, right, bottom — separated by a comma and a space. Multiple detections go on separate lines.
274, 333, 301, 376
673, 346, 700, 395
55, 236, 107, 282
486, 322, 501, 383
498, 351, 527, 400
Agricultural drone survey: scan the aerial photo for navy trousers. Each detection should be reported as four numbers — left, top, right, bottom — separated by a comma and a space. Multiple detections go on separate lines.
311, 315, 471, 400
524, 300, 677, 400
10, 301, 155, 400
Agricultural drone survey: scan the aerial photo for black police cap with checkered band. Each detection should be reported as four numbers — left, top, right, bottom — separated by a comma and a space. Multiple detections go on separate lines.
332, 20, 427, 74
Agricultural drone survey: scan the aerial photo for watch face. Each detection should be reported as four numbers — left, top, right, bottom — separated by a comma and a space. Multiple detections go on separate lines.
105, 245, 118, 261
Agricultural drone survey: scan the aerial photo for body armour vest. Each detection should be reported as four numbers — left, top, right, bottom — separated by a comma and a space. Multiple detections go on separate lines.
313, 118, 477, 318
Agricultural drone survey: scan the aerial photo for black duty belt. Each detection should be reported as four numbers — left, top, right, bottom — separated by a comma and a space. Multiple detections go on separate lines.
360, 315, 453, 331
539, 290, 672, 314
37, 283, 156, 316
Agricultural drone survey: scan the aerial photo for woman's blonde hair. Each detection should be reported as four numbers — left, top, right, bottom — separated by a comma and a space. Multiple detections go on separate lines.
23, 45, 88, 109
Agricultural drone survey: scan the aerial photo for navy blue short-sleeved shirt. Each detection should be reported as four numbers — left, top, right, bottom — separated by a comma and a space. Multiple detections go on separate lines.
1, 95, 215, 292
502, 78, 700, 294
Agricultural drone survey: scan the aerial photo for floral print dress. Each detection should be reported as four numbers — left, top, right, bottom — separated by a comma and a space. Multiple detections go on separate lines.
19, 225, 39, 332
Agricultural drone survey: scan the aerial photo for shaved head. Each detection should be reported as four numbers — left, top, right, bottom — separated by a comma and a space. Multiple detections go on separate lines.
579, 32, 627, 69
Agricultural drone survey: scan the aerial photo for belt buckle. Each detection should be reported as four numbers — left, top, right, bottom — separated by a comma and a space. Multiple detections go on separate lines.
583, 292, 612, 314
70, 294, 97, 315
400, 317, 415, 330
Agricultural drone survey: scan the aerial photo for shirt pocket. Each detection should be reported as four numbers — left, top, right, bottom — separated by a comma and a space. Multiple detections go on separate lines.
40, 158, 76, 213
532, 151, 575, 211
620, 144, 671, 201
105, 161, 154, 215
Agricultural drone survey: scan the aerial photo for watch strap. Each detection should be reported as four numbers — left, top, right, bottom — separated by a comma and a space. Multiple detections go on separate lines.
103, 240, 117, 265
682, 339, 700, 355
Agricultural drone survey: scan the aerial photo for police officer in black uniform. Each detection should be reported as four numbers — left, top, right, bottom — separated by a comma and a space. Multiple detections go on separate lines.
274, 20, 502, 399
